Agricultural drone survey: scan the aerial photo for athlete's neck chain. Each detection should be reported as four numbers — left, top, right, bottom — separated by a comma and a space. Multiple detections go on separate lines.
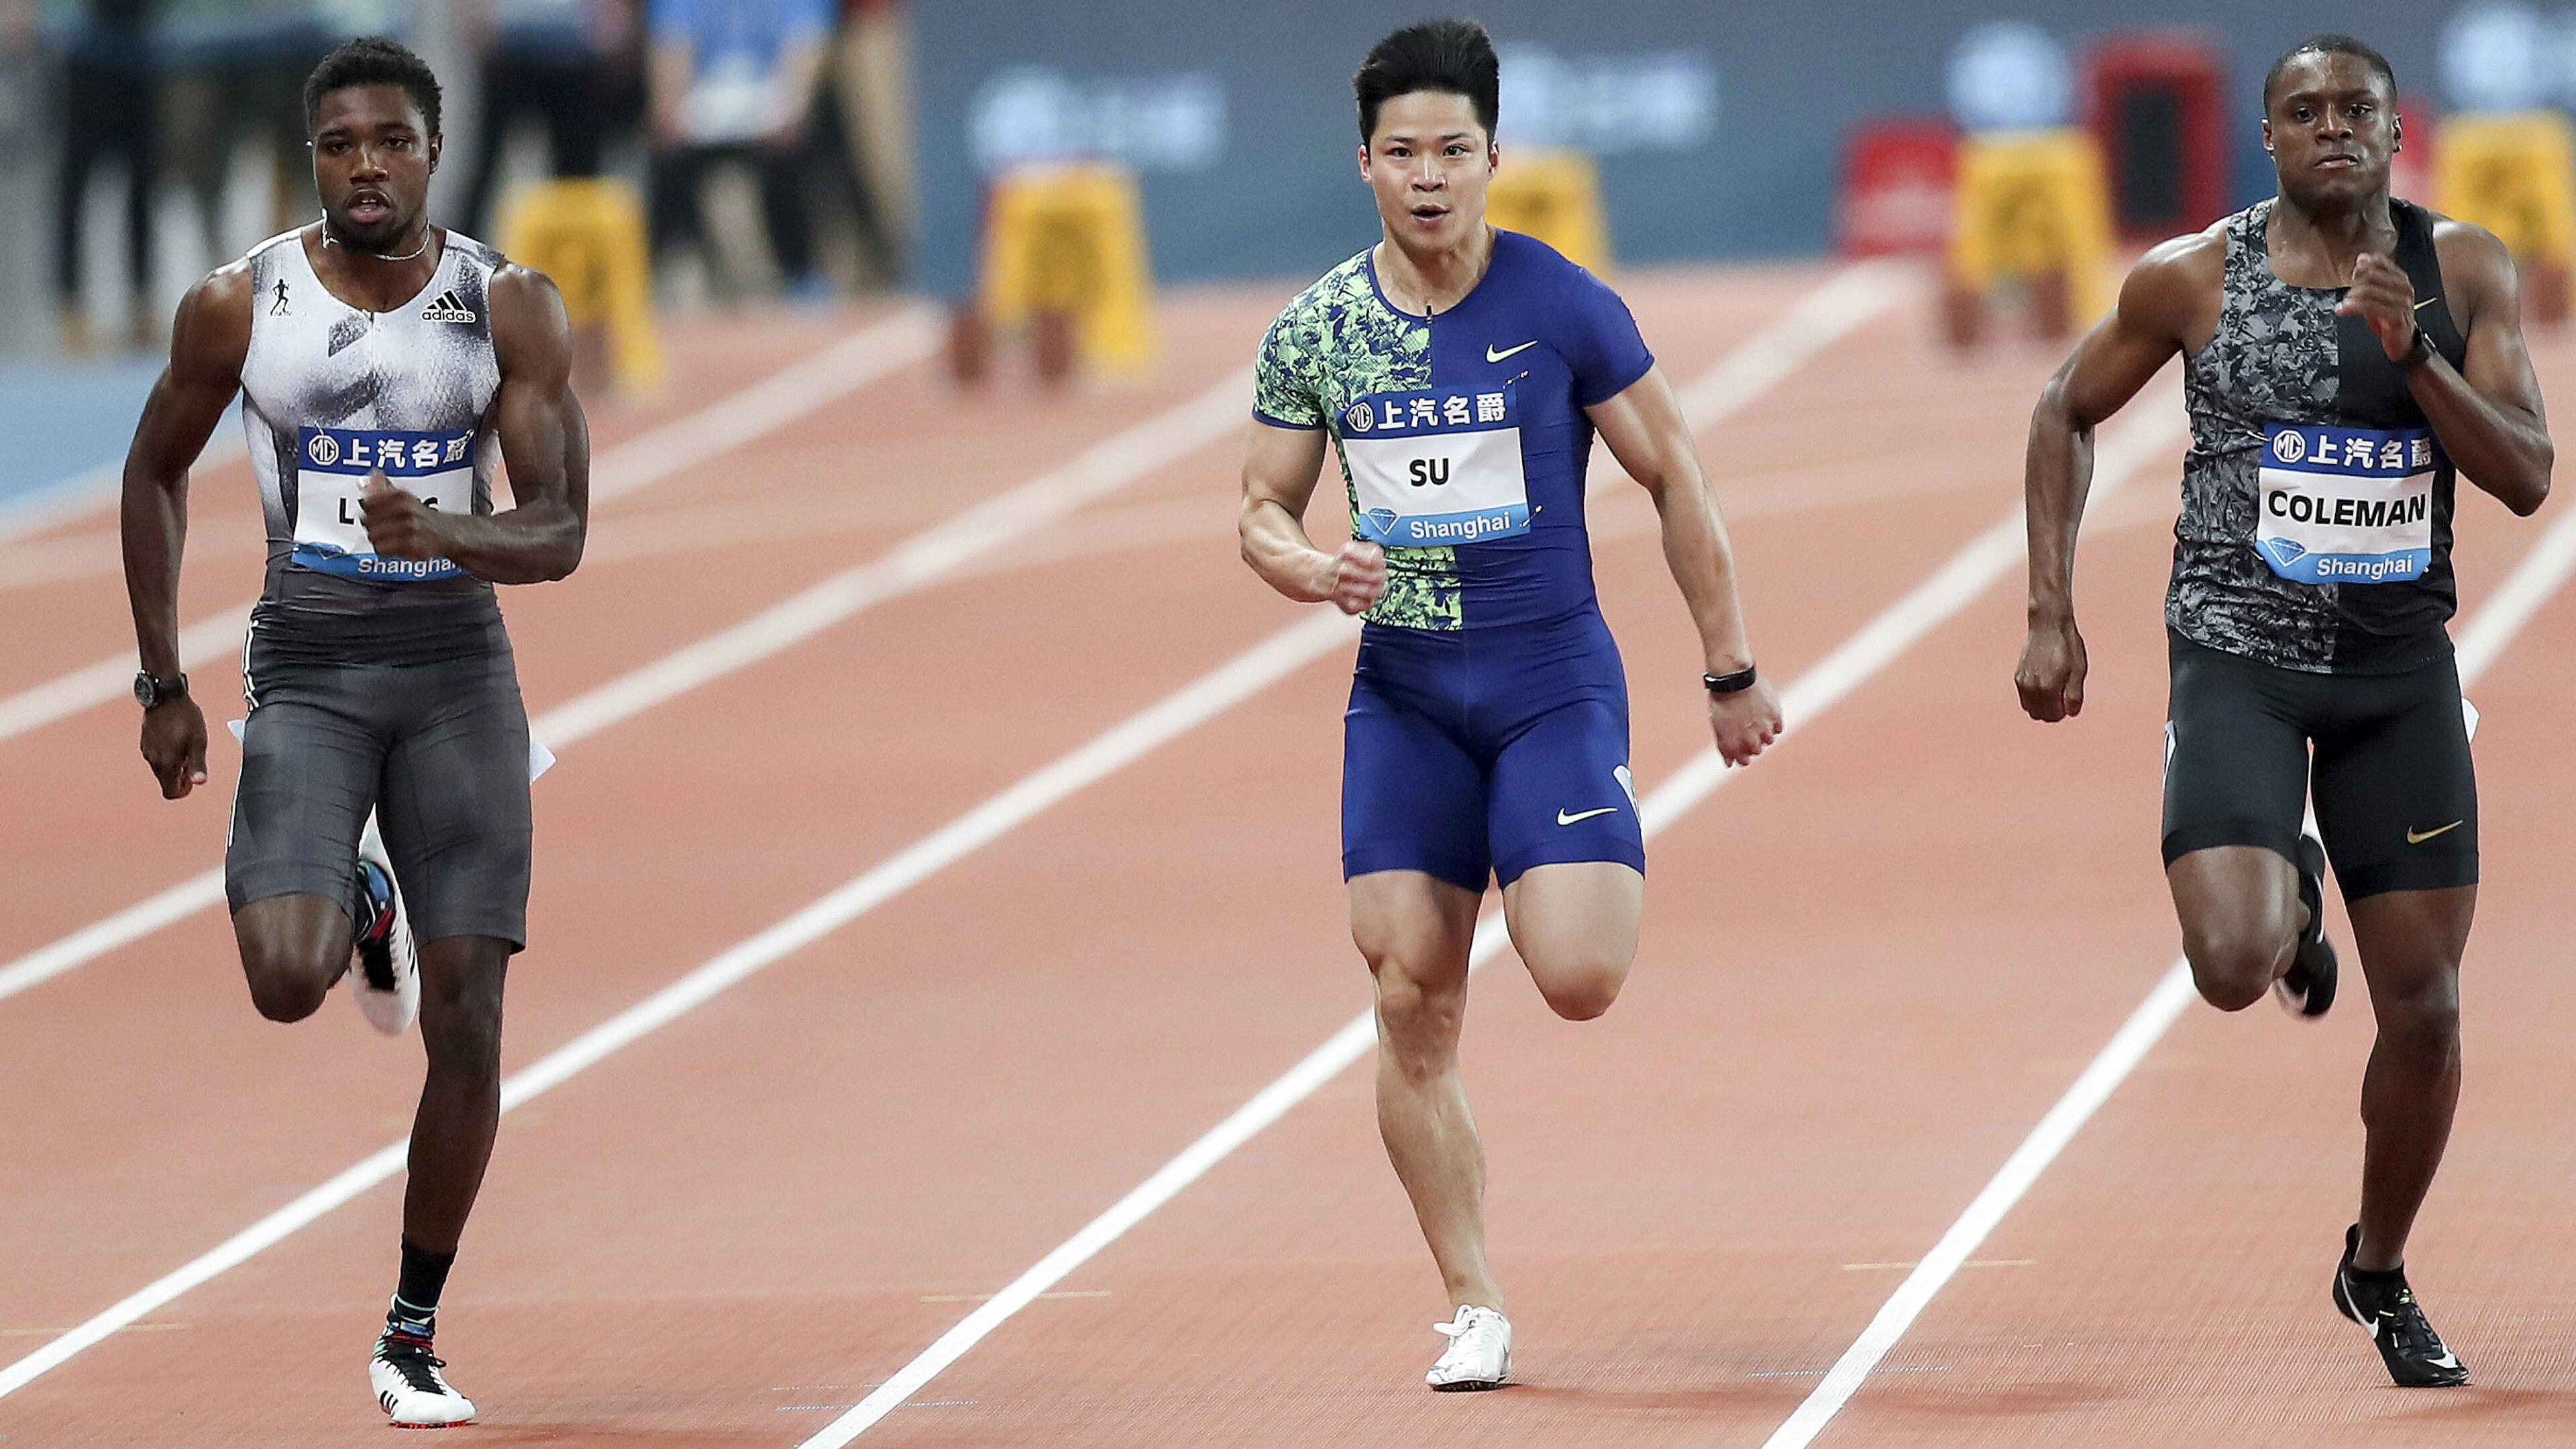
319, 217, 433, 262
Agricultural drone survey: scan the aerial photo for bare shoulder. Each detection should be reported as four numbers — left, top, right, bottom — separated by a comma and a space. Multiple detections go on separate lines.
169, 258, 257, 377
2425, 213, 2516, 282
2112, 221, 2227, 342
2423, 211, 2518, 331
2129, 223, 2227, 296
182, 256, 256, 322
487, 261, 569, 329
486, 262, 572, 377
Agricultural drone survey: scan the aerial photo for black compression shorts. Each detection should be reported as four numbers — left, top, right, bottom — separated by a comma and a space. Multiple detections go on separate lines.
2161, 630, 2476, 901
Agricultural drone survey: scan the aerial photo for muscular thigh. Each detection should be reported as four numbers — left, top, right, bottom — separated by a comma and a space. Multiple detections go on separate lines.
378, 647, 535, 951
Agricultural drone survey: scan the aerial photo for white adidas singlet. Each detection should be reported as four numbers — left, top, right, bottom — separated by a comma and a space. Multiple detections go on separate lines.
239, 227, 504, 619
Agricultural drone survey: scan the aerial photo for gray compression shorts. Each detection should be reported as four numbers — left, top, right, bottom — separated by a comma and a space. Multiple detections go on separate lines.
225, 619, 533, 950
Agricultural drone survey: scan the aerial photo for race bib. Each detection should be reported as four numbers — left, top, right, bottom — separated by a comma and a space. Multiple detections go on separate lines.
1339, 386, 1529, 547
291, 426, 474, 583
2255, 423, 2438, 585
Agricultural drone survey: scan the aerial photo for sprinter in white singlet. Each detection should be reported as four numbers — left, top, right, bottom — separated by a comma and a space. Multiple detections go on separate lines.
118, 37, 588, 1429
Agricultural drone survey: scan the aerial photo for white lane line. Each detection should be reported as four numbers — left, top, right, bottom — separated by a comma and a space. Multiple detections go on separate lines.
1755, 498, 2576, 1449
0, 433, 249, 547
0, 364, 1250, 1006
0, 606, 1360, 1404
791, 397, 2187, 1449
0, 305, 942, 746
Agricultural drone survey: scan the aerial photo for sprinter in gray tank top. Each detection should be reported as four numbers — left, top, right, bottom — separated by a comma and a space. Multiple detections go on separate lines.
2015, 35, 2552, 1389
118, 36, 589, 1430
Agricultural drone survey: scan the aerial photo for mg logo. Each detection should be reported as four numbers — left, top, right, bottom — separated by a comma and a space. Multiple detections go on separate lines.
1344, 402, 1373, 433
2272, 430, 2307, 464
310, 433, 341, 467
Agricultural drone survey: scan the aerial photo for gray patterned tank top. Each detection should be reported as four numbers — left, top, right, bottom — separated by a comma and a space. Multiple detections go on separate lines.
2173, 199, 2463, 674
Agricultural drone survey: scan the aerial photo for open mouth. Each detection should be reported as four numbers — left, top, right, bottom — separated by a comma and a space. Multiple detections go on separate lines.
347, 191, 392, 225
1409, 204, 1449, 224
2315, 154, 2360, 170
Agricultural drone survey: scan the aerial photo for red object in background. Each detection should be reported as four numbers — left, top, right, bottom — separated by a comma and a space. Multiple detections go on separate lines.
2084, 31, 2226, 242
1839, 118, 1957, 258
2392, 93, 2435, 203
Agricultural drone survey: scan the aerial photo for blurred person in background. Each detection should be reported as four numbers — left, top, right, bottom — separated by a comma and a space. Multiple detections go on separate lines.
808, 0, 900, 285
454, 0, 635, 239
53, 0, 160, 352
162, 0, 341, 272
645, 0, 829, 302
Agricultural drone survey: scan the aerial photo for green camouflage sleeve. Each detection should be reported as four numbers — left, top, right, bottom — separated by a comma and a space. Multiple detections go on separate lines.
1252, 309, 1326, 429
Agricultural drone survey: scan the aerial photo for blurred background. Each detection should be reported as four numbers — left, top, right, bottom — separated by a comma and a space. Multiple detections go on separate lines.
7, 0, 2576, 510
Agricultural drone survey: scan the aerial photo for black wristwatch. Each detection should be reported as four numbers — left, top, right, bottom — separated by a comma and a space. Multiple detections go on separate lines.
2396, 323, 2436, 372
1703, 665, 1758, 696
133, 669, 189, 708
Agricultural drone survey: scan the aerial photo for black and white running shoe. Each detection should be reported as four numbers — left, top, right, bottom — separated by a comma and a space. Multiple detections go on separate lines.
2275, 834, 2338, 1019
348, 816, 419, 1035
370, 1326, 477, 1426
2334, 1224, 2470, 1387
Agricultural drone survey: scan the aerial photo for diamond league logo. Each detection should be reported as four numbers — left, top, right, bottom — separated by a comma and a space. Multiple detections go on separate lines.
2272, 430, 2306, 464
1344, 402, 1374, 433
309, 433, 341, 466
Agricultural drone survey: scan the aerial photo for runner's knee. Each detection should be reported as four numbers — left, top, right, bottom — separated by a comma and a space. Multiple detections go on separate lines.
239, 945, 337, 1022
1367, 951, 1466, 1069
419, 950, 507, 1076
1526, 954, 1627, 1021
2180, 921, 2288, 1012
2374, 971, 2461, 1063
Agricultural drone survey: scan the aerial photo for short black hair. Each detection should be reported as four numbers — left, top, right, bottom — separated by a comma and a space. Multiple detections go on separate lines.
2263, 33, 2396, 111
304, 36, 442, 138
1354, 17, 1499, 144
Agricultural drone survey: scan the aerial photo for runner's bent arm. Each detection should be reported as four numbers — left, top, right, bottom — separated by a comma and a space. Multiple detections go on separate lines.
1238, 419, 1387, 614
2019, 236, 2210, 722
121, 265, 253, 798
2341, 228, 2551, 516
1588, 362, 1781, 765
360, 264, 587, 582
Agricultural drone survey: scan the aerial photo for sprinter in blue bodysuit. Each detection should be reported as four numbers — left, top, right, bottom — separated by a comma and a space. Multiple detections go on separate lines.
1237, 17, 1782, 1391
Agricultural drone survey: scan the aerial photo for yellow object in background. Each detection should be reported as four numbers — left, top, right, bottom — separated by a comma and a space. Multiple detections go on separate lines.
979, 162, 1159, 376
1487, 148, 1613, 272
1947, 128, 2115, 327
2436, 111, 2576, 273
498, 178, 665, 394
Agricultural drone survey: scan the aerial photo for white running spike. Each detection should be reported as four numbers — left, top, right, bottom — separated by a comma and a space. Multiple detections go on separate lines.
347, 813, 420, 1035
1426, 1305, 1511, 1390
370, 1341, 475, 1427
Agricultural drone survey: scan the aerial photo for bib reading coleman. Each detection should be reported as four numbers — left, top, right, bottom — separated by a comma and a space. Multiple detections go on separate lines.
2174, 197, 2467, 674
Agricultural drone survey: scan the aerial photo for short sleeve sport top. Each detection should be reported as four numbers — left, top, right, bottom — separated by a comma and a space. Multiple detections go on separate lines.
1252, 229, 1653, 631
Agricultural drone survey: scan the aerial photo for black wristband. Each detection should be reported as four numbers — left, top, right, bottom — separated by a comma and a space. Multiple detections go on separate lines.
1703, 665, 1758, 696
2396, 323, 2435, 372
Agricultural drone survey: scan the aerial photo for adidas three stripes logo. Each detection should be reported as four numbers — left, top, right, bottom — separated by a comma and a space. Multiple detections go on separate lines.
419, 290, 476, 323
